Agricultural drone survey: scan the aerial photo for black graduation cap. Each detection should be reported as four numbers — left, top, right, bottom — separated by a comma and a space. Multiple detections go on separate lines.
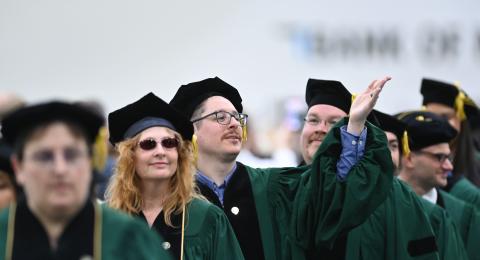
169, 77, 243, 119
421, 78, 479, 121
108, 92, 193, 145
397, 111, 458, 151
305, 79, 351, 113
421, 78, 459, 108
0, 138, 13, 177
372, 110, 406, 140
305, 78, 379, 125
1, 101, 104, 146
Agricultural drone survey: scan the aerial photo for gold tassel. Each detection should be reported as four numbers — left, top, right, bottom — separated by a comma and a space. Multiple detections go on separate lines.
242, 125, 248, 143
402, 130, 411, 156
192, 134, 198, 164
93, 126, 108, 172
454, 91, 467, 121
351, 93, 357, 104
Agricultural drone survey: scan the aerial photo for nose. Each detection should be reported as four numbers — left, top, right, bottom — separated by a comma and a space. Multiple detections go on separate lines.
228, 116, 241, 129
316, 120, 329, 134
442, 158, 454, 171
153, 142, 167, 157
52, 153, 68, 176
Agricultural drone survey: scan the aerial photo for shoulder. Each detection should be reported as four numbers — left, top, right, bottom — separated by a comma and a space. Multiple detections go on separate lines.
185, 198, 229, 235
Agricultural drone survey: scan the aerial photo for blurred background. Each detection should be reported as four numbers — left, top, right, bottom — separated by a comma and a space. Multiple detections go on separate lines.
1, 0, 479, 166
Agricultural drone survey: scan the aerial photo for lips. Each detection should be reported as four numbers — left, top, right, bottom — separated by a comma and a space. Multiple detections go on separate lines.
150, 162, 168, 167
223, 133, 241, 141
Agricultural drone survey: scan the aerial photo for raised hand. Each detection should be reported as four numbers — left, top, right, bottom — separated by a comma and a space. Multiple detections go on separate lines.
347, 76, 391, 135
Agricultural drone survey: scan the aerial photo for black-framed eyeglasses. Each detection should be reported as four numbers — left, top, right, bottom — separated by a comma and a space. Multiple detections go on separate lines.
138, 137, 179, 151
413, 150, 453, 164
191, 111, 248, 126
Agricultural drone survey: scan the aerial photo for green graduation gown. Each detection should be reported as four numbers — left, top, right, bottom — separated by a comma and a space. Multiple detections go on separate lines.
137, 198, 245, 260
448, 177, 480, 210
345, 178, 439, 259
438, 190, 480, 260
0, 200, 172, 260
420, 198, 469, 260
198, 119, 393, 260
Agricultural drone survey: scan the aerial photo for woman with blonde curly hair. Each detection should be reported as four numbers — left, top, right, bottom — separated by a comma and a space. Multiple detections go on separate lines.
105, 92, 244, 260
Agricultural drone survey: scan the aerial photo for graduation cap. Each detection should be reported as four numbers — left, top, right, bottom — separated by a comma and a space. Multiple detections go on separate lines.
305, 78, 379, 124
372, 110, 406, 140
305, 79, 351, 113
421, 78, 479, 121
397, 111, 458, 151
108, 92, 193, 145
373, 110, 410, 155
169, 77, 243, 119
1, 101, 104, 146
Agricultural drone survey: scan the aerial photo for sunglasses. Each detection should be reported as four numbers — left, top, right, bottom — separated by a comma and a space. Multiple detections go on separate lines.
138, 137, 179, 151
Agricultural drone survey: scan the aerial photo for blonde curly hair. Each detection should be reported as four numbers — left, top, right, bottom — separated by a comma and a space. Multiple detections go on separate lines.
105, 128, 200, 226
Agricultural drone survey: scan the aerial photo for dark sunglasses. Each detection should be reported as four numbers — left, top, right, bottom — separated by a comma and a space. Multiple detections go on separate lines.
138, 137, 179, 151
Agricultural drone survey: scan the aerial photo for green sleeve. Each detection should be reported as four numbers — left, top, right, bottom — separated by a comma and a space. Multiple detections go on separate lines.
101, 204, 174, 260
264, 118, 393, 253
449, 177, 480, 211
421, 199, 469, 260
183, 199, 245, 260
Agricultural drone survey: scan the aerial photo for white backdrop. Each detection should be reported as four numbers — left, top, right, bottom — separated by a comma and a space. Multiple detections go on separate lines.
1, 0, 479, 133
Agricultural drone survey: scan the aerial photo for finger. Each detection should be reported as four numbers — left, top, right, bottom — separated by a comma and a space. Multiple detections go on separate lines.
367, 80, 377, 91
375, 76, 392, 89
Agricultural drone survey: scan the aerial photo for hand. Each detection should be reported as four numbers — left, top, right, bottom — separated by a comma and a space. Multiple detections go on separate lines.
347, 76, 391, 135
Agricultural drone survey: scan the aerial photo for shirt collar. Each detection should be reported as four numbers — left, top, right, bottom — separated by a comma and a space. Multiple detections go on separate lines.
422, 188, 438, 204
196, 163, 237, 189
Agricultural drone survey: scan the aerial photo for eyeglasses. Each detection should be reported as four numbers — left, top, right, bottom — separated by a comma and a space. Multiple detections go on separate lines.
414, 150, 453, 164
191, 111, 248, 126
138, 137, 179, 151
304, 117, 340, 128
27, 147, 88, 169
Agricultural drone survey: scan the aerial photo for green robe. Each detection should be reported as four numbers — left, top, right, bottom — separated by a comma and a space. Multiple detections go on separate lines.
449, 177, 480, 210
345, 178, 440, 259
0, 200, 172, 260
245, 119, 393, 259
139, 198, 245, 260
439, 190, 480, 260
420, 198, 469, 260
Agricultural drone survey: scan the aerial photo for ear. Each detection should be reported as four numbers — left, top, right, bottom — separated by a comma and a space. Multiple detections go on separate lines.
402, 153, 415, 170
11, 155, 25, 186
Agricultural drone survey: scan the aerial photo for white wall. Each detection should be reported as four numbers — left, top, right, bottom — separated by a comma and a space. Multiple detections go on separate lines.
1, 0, 479, 133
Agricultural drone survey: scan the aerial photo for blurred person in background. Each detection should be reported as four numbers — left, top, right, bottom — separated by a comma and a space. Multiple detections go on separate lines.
0, 100, 171, 259
106, 93, 244, 260
420, 79, 480, 210
236, 114, 297, 168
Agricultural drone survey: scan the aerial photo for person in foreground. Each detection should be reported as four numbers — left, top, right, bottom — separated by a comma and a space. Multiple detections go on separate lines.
0, 101, 172, 260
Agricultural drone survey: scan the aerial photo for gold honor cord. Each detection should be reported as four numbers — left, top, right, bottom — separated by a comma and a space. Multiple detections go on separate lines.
5, 202, 16, 260
180, 205, 186, 260
94, 202, 103, 260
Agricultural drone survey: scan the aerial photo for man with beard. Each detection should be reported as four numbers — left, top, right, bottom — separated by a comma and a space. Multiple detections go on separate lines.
170, 76, 394, 260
